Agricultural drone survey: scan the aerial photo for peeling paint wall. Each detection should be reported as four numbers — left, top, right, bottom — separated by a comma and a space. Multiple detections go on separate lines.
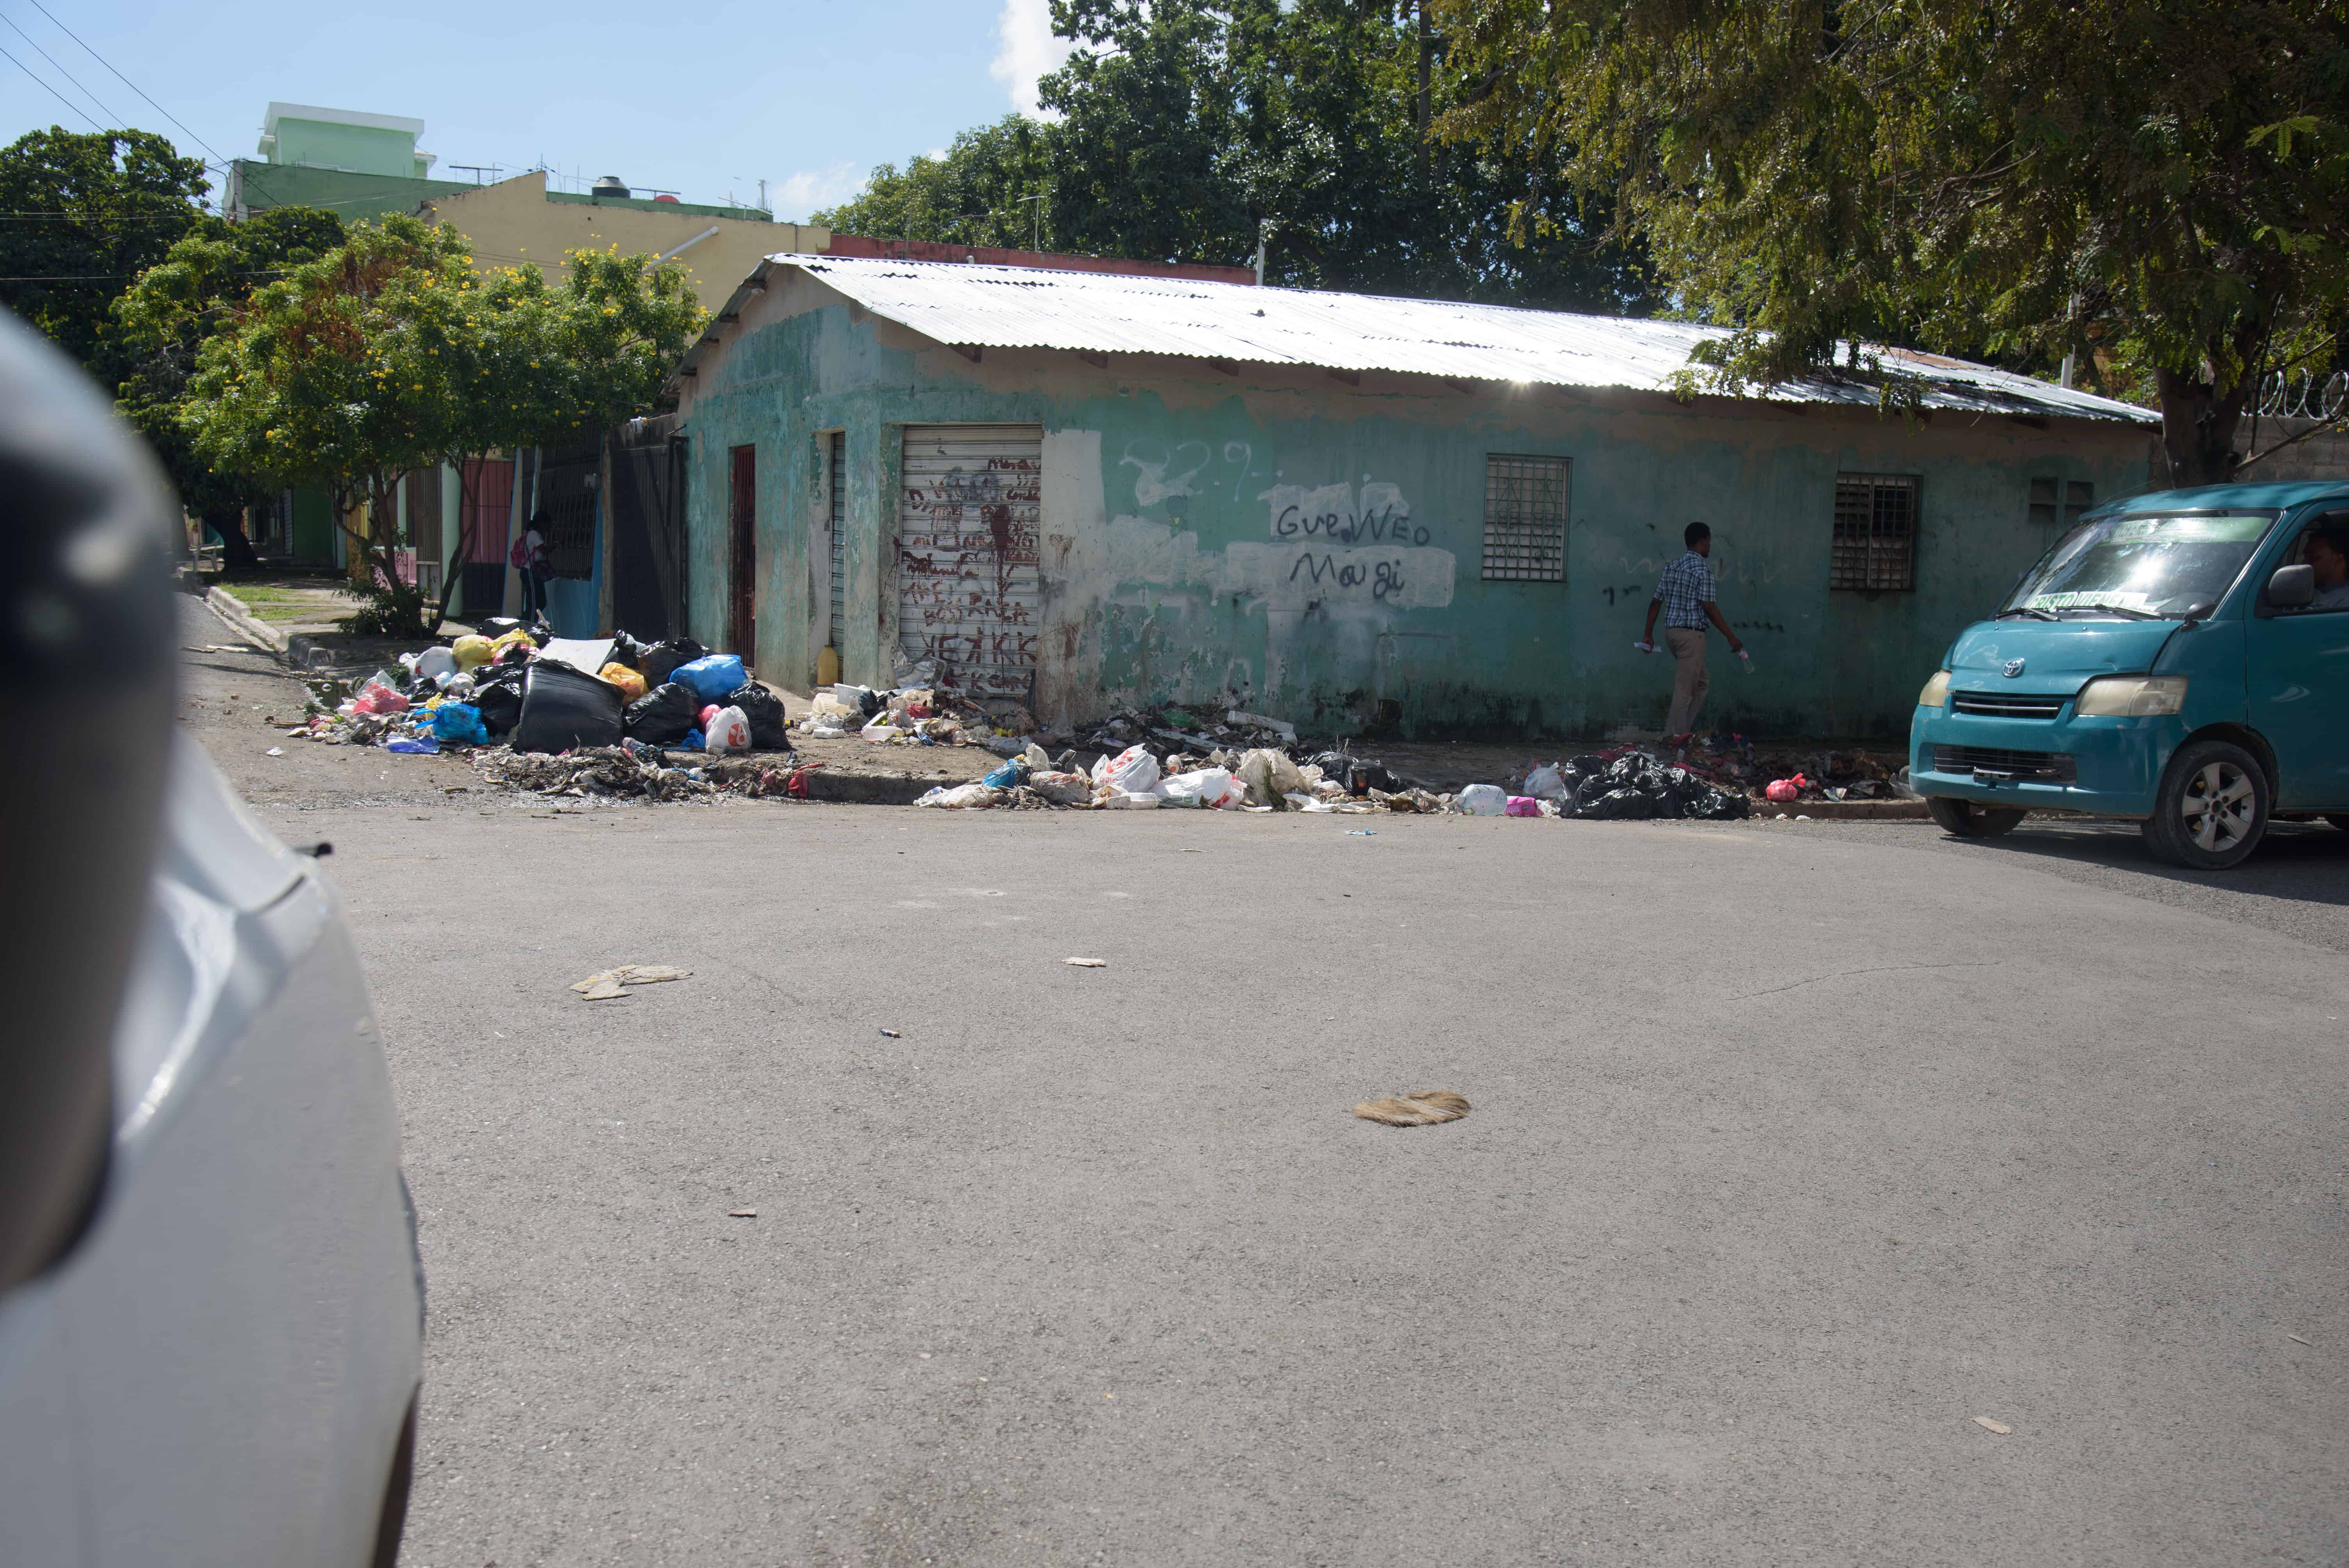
679, 273, 2157, 738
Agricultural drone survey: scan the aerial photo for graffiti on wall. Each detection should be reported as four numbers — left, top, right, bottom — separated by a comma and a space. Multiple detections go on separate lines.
900, 445, 1042, 700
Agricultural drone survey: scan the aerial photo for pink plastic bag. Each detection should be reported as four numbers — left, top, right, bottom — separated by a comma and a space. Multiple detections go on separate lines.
1504, 795, 1543, 816
1765, 772, 1807, 803
352, 681, 409, 716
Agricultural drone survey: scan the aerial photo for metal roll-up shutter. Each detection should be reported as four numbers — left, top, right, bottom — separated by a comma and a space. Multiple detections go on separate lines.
898, 424, 1042, 702
826, 432, 845, 651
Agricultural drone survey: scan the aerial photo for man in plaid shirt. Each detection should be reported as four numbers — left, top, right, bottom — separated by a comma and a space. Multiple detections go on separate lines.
1640, 522, 1745, 736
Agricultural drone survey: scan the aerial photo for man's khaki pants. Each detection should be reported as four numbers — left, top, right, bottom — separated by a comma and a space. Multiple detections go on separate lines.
1665, 627, 1709, 736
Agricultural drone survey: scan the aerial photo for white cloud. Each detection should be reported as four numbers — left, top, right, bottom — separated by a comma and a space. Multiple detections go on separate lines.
776, 162, 864, 218
990, 0, 1075, 119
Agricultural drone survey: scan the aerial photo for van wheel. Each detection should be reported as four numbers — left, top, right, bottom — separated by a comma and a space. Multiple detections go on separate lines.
2142, 739, 2268, 870
1927, 797, 2026, 837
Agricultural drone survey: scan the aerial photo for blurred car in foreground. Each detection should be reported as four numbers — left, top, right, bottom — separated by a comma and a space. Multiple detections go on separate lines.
0, 311, 422, 1566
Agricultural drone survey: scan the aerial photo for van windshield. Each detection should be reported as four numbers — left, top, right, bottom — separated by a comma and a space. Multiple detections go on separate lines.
2002, 512, 2277, 620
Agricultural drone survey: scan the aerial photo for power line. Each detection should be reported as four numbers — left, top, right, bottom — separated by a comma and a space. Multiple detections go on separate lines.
22, 0, 225, 163
0, 13, 124, 128
0, 41, 100, 132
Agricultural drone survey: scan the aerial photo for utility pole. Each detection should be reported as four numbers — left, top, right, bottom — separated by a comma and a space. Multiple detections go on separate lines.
1255, 218, 1274, 286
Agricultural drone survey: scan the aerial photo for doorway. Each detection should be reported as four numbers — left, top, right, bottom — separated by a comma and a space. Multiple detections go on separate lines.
728, 444, 756, 664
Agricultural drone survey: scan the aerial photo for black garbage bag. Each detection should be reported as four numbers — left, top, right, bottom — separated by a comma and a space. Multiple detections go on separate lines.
622, 681, 699, 745
637, 637, 708, 688
1577, 786, 1659, 820
608, 629, 646, 672
513, 659, 625, 753
723, 682, 792, 750
476, 615, 526, 639
471, 665, 526, 736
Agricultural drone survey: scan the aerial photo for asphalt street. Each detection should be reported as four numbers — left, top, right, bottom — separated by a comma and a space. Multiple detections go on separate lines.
180, 599, 2349, 1566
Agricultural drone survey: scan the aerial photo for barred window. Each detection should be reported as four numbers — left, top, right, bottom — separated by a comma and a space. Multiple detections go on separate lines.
1483, 454, 1568, 581
1832, 472, 1918, 591
2029, 477, 2094, 529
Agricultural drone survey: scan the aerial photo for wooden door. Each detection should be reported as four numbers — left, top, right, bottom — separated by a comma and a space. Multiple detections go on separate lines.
728, 444, 756, 663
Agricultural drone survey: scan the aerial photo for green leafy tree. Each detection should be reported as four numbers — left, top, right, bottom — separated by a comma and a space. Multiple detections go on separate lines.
178, 216, 706, 636
816, 1, 1657, 314
0, 127, 209, 374
812, 116, 1057, 250
113, 207, 348, 572
1434, 0, 2349, 485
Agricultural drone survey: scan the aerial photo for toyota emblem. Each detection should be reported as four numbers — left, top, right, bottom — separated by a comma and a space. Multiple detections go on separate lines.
2002, 657, 2026, 678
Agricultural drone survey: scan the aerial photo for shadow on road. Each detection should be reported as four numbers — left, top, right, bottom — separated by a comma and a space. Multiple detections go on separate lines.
1960, 817, 2349, 911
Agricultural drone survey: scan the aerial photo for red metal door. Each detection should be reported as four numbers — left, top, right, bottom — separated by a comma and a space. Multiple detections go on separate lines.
728, 445, 756, 663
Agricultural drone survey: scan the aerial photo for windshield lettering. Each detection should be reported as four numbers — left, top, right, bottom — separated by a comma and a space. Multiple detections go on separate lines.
2005, 512, 2276, 621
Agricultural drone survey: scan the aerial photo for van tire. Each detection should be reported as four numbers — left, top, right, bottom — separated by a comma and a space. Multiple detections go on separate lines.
1927, 797, 2026, 837
2142, 738, 2269, 870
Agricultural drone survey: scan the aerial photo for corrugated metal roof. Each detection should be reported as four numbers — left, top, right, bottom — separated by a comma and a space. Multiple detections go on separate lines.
687, 254, 2156, 424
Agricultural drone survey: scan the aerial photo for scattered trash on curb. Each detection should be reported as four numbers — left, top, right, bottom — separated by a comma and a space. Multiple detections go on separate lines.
1344, 828, 1376, 836
1971, 1417, 2013, 1436
264, 746, 283, 756
879, 1028, 902, 1038
1064, 957, 1108, 968
571, 964, 693, 1001
1351, 1090, 1472, 1126
727, 1209, 758, 1219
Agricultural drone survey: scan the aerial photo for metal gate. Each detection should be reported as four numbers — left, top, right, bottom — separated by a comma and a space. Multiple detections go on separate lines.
898, 424, 1042, 702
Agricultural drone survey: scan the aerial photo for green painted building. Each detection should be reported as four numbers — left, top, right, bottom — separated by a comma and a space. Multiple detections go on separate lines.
670, 255, 2160, 739
225, 102, 471, 223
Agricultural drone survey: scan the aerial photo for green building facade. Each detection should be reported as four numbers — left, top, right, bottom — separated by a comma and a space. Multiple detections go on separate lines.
672, 257, 2160, 740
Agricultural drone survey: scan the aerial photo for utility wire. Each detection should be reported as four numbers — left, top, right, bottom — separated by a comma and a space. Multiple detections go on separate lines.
0, 41, 100, 131
21, 0, 225, 163
0, 14, 124, 128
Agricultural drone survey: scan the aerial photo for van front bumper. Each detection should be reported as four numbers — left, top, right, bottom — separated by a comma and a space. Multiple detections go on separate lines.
1908, 704, 2183, 818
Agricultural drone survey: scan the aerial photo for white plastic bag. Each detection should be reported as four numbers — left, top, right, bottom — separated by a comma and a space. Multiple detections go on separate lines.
1522, 763, 1570, 801
1235, 747, 1306, 806
1028, 770, 1095, 806
1161, 767, 1244, 809
1096, 744, 1162, 795
704, 705, 752, 754
1101, 788, 1160, 809
915, 782, 1003, 809
1456, 783, 1508, 816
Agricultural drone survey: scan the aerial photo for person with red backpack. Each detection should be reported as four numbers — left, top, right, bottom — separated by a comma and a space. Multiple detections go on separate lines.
510, 512, 550, 616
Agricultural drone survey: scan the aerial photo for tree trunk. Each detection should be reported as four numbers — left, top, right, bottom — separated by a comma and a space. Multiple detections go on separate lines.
1415, 0, 1432, 187
2154, 367, 2253, 490
202, 506, 264, 574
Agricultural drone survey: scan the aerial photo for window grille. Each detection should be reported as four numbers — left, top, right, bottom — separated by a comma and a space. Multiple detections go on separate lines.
1482, 454, 1568, 581
2028, 477, 2094, 529
1831, 472, 1918, 591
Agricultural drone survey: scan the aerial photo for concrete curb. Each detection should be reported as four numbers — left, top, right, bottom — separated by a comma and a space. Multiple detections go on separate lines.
204, 586, 286, 654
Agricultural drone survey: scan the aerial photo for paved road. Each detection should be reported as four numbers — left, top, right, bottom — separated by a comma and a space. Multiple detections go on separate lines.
180, 602, 2349, 1566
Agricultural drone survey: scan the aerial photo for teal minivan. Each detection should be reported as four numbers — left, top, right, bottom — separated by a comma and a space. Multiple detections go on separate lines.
1910, 480, 2349, 869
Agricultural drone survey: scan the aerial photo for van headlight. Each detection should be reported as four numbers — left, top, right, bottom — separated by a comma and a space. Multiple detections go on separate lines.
2074, 675, 2187, 717
1917, 670, 1951, 708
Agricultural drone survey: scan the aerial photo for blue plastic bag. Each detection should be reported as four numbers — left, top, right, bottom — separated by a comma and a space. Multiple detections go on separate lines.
428, 702, 489, 746
385, 734, 440, 754
680, 728, 706, 751
672, 654, 748, 702
982, 757, 1029, 788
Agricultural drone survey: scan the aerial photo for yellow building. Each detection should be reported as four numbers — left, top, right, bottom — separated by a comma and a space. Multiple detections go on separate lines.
417, 171, 830, 297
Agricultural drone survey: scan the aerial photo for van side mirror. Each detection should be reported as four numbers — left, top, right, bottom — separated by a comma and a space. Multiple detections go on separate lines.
2267, 563, 2315, 609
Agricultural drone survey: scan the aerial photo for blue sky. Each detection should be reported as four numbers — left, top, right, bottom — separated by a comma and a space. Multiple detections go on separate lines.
0, 0, 1073, 218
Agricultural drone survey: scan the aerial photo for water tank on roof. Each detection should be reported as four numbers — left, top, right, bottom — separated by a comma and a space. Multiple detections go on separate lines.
653, 194, 680, 204
591, 175, 630, 200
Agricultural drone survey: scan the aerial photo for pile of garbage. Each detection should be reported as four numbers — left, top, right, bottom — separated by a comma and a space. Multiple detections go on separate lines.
795, 681, 996, 747
477, 745, 808, 802
1657, 733, 1915, 805
1059, 702, 1306, 758
916, 740, 1439, 813
1503, 750, 1750, 821
284, 615, 809, 800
